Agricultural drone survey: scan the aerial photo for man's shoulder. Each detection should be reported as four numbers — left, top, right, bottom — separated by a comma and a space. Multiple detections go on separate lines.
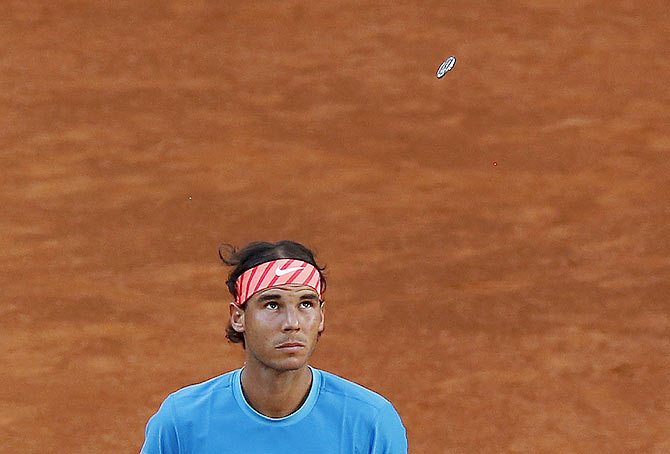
315, 369, 407, 450
167, 368, 238, 406
316, 368, 395, 413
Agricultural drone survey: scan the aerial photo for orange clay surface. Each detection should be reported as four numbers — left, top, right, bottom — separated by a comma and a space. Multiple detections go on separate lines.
1, 1, 669, 453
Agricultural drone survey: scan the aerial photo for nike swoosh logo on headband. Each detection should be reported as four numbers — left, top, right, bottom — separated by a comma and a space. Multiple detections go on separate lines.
275, 266, 306, 276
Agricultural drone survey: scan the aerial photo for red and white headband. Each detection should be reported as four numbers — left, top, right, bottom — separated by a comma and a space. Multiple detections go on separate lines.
234, 259, 322, 306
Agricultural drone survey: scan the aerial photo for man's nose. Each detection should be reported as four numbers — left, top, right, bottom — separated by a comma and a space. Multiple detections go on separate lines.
281, 306, 300, 331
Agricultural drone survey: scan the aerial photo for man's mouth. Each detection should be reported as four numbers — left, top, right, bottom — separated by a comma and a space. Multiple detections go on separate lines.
276, 342, 305, 351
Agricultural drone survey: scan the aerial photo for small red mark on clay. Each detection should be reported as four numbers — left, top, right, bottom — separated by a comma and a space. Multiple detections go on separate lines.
493, 162, 498, 166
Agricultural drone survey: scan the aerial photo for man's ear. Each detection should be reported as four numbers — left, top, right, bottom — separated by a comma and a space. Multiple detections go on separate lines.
229, 302, 245, 334
318, 300, 325, 333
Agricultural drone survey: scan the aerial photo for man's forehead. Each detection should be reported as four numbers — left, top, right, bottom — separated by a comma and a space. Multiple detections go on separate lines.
257, 284, 318, 296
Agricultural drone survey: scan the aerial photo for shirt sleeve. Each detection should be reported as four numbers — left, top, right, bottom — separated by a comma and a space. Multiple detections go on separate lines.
140, 394, 181, 454
370, 401, 408, 454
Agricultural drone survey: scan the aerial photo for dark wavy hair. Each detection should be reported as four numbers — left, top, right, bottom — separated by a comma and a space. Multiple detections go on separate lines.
218, 240, 327, 348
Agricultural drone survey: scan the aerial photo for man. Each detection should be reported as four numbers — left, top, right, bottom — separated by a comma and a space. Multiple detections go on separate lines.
140, 240, 407, 453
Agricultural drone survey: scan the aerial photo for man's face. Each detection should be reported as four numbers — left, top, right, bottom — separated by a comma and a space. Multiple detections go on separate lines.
231, 284, 325, 372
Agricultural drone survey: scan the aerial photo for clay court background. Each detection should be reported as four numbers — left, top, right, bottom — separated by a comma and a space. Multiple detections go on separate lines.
2, 1, 669, 453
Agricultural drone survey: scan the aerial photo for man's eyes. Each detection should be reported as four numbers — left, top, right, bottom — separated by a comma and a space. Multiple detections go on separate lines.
264, 301, 315, 309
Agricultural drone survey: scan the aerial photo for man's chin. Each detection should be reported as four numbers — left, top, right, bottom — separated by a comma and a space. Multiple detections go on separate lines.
283, 360, 308, 371
270, 357, 309, 372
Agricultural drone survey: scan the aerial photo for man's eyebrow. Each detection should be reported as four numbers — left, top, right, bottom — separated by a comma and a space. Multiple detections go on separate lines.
257, 293, 282, 302
256, 292, 318, 302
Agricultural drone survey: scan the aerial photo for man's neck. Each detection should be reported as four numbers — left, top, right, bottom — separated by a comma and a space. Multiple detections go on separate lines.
240, 361, 313, 418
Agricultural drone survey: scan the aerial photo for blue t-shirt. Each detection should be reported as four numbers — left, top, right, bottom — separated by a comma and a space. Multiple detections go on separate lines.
141, 367, 407, 454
